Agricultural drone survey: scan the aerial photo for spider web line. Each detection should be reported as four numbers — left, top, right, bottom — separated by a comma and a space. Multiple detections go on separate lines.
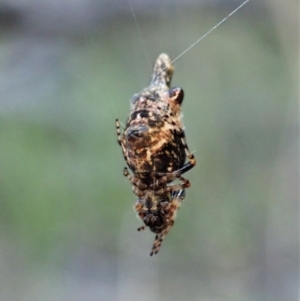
170, 0, 250, 65
128, 0, 152, 70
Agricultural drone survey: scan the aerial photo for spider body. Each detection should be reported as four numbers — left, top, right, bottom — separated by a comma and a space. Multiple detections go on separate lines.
135, 189, 186, 256
116, 54, 195, 255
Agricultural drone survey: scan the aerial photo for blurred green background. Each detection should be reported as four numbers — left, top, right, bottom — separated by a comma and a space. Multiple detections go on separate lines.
0, 1, 298, 300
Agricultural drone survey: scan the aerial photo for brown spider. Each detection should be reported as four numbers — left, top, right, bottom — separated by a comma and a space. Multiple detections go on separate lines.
116, 54, 196, 255
136, 189, 186, 256
123, 166, 189, 255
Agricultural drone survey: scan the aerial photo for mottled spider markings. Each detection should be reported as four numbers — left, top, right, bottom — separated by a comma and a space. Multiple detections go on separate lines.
115, 0, 250, 255
116, 54, 195, 255
135, 188, 186, 256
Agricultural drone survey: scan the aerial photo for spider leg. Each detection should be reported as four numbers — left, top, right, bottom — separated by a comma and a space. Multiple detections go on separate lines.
150, 189, 185, 256
137, 225, 147, 231
116, 119, 128, 163
154, 176, 190, 195
173, 129, 196, 176
123, 166, 131, 180
124, 167, 147, 197
171, 189, 186, 200
115, 119, 122, 146
150, 233, 164, 256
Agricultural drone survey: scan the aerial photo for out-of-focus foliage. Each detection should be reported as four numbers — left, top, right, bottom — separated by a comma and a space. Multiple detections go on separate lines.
0, 1, 297, 301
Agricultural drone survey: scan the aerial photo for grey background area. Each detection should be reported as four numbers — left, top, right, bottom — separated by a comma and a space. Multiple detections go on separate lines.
0, 1, 298, 301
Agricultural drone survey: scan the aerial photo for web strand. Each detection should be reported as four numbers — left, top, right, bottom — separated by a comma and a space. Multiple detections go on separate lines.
128, 1, 152, 70
170, 0, 250, 65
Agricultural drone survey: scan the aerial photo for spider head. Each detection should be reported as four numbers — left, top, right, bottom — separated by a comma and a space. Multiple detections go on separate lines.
134, 191, 170, 233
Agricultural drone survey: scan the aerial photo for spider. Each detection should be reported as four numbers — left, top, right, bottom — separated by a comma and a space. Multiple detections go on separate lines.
123, 166, 188, 255
116, 54, 195, 182
116, 53, 196, 255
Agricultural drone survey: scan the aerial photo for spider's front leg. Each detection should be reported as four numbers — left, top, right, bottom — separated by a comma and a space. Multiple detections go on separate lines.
116, 119, 129, 163
115, 119, 122, 146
